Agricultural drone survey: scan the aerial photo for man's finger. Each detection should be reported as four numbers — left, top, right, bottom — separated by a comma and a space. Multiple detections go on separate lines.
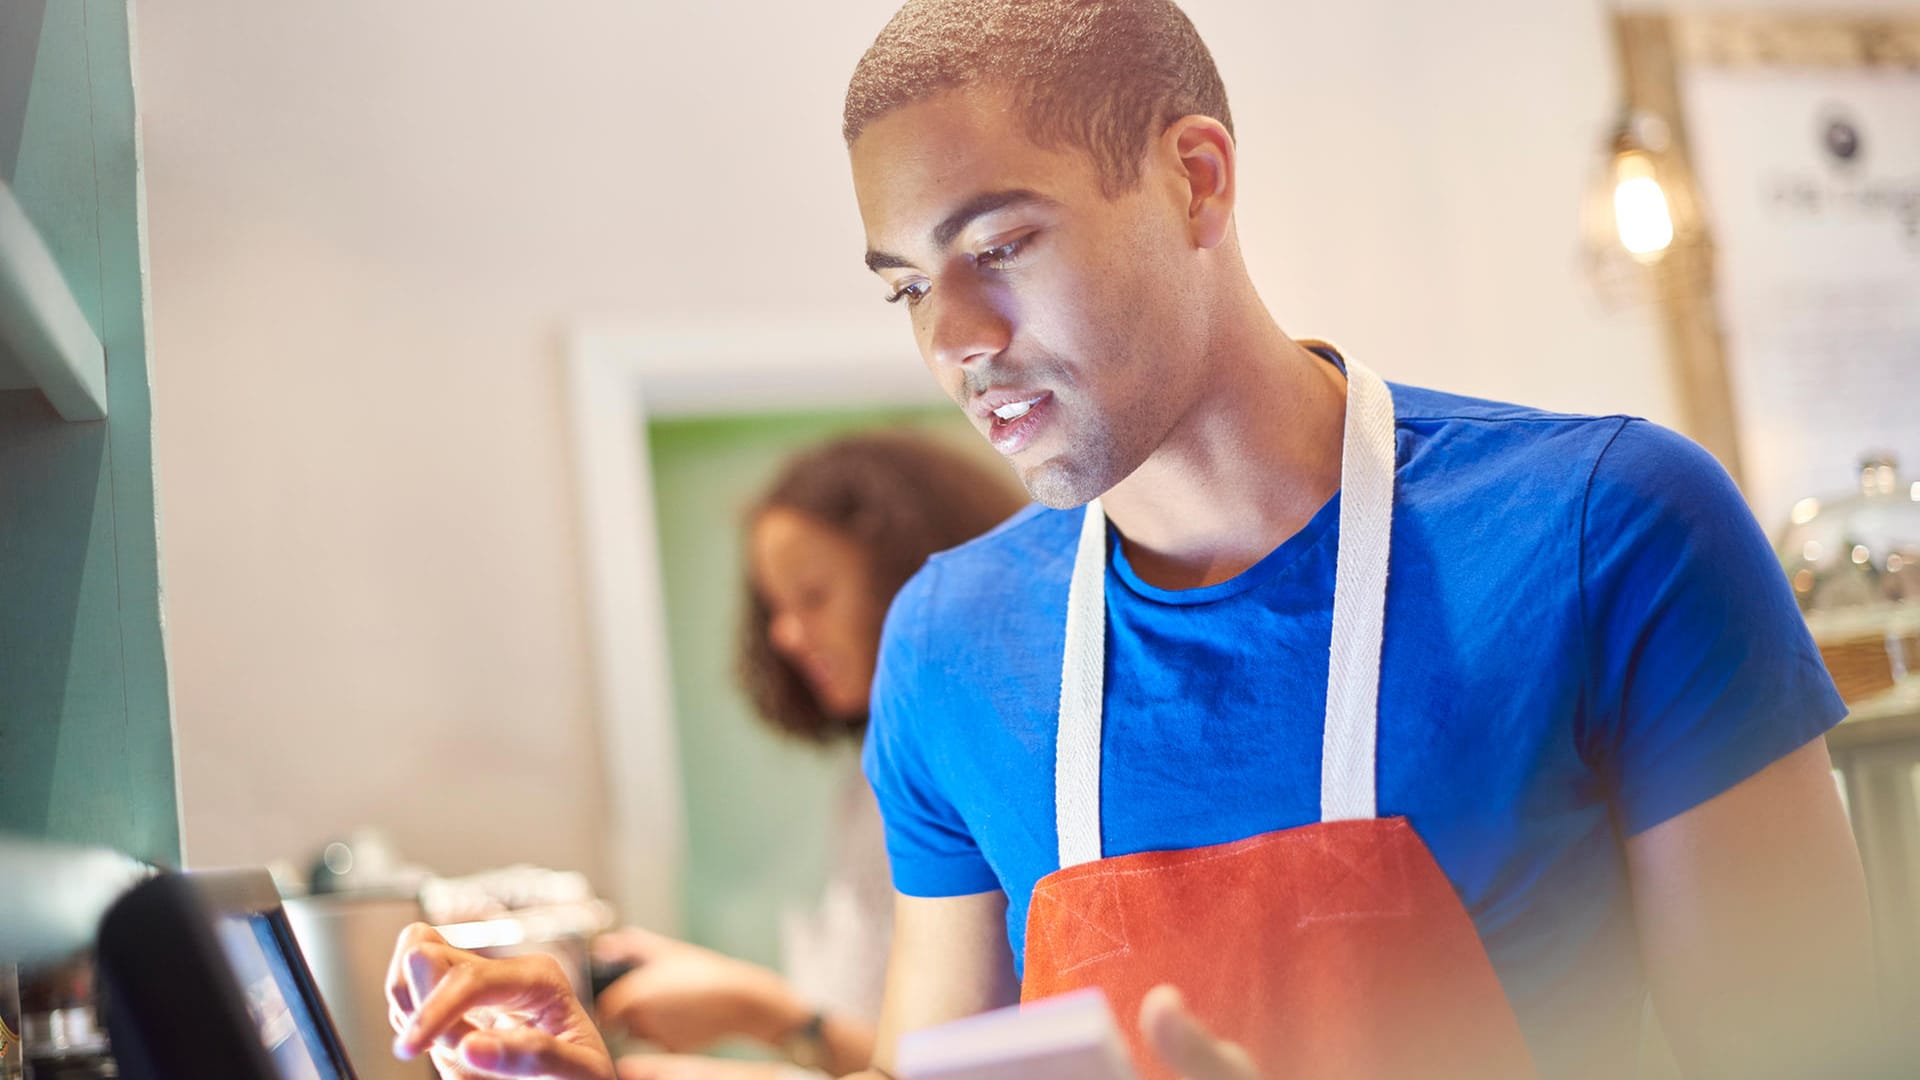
405, 945, 449, 1021
392, 999, 478, 1055
399, 943, 484, 1046
387, 953, 478, 1045
395, 959, 521, 1060
1139, 984, 1259, 1080
459, 1026, 613, 1080
387, 923, 458, 1019
386, 923, 441, 1018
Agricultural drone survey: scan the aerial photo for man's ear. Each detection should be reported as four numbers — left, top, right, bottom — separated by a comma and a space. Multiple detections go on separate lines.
1166, 115, 1235, 249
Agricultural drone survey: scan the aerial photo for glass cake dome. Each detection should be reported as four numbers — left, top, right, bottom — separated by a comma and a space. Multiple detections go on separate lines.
1777, 455, 1920, 613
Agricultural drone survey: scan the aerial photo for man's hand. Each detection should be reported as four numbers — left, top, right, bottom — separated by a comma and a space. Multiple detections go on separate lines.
386, 922, 615, 1080
1139, 985, 1257, 1080
592, 927, 810, 1051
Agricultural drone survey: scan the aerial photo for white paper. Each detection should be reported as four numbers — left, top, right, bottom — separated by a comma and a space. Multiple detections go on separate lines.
895, 989, 1138, 1080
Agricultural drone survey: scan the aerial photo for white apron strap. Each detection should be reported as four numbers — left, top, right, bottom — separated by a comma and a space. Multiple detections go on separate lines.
1055, 496, 1110, 869
1053, 360, 1398, 868
1320, 359, 1395, 822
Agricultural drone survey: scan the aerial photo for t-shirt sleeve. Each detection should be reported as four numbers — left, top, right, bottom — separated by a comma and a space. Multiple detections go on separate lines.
861, 563, 1002, 897
1581, 419, 1847, 836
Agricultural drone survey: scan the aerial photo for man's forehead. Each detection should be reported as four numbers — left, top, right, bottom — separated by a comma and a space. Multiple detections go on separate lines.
853, 91, 1038, 192
850, 90, 1089, 251
856, 83, 1023, 151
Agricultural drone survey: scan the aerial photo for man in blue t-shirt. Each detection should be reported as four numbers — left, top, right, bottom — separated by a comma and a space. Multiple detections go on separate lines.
839, 1, 1877, 1077
380, 2, 1879, 1078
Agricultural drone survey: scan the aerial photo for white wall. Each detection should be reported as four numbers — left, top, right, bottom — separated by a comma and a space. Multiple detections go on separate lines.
1190, 0, 1667, 414
140, 0, 1730, 897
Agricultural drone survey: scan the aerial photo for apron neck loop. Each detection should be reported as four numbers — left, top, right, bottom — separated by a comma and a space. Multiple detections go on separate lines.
1319, 360, 1395, 822
1055, 496, 1111, 870
1053, 360, 1398, 868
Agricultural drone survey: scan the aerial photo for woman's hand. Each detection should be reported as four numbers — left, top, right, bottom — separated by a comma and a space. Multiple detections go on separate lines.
385, 922, 615, 1079
592, 927, 810, 1052
614, 1055, 800, 1080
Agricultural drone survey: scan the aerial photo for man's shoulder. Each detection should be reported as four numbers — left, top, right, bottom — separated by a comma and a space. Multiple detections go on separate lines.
1390, 380, 1633, 432
1580, 415, 1751, 549
1389, 381, 1641, 500
886, 502, 1077, 625
924, 502, 1077, 588
1387, 382, 1737, 542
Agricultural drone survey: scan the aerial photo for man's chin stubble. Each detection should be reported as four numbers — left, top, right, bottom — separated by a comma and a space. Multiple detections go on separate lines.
1018, 453, 1111, 511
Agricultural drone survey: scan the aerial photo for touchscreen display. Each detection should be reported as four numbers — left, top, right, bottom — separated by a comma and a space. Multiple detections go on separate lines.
213, 914, 343, 1080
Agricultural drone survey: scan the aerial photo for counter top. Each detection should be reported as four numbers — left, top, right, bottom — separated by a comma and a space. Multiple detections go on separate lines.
1827, 677, 1920, 751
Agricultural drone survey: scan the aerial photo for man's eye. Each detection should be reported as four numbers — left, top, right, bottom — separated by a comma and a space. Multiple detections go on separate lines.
976, 239, 1025, 269
884, 281, 929, 306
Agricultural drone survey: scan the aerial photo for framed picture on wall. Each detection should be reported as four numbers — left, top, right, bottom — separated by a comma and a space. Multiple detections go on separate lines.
1614, 11, 1920, 534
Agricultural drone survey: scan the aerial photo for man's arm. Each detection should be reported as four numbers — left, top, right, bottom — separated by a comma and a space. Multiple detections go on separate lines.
1625, 736, 1879, 1076
867, 890, 1022, 1072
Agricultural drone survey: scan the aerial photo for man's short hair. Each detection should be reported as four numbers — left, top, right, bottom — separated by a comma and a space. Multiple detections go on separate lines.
843, 0, 1234, 194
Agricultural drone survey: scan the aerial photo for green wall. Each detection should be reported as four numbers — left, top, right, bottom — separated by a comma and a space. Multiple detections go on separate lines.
0, 0, 178, 867
648, 406, 984, 969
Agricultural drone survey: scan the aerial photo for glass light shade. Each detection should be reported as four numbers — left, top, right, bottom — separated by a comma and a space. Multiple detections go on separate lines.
1580, 110, 1701, 305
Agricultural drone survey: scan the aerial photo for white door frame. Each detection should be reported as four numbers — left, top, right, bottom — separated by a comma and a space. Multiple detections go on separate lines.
564, 319, 937, 930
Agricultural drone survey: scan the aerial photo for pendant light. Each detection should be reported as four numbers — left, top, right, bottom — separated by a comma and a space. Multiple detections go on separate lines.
1607, 111, 1678, 259
1582, 8, 1710, 307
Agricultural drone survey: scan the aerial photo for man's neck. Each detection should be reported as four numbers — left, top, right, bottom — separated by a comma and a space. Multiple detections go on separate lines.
1100, 319, 1349, 592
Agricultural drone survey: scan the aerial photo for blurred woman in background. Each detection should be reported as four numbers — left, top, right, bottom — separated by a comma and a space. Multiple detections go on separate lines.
595, 432, 1026, 1080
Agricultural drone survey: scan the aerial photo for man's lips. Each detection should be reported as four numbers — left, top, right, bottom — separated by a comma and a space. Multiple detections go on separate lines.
983, 391, 1055, 455
971, 389, 1052, 424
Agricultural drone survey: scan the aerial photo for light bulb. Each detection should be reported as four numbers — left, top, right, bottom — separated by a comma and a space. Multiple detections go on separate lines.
1612, 152, 1674, 258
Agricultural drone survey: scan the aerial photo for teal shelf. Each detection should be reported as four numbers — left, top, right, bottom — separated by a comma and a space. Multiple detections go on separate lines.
0, 180, 106, 421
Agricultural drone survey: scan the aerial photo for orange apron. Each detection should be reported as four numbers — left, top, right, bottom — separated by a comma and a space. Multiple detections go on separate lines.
1021, 359, 1536, 1079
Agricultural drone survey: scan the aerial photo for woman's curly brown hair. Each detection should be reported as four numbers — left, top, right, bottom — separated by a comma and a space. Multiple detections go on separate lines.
738, 431, 1026, 745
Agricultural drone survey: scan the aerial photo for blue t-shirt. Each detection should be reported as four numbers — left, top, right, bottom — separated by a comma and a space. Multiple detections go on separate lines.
861, 378, 1846, 1074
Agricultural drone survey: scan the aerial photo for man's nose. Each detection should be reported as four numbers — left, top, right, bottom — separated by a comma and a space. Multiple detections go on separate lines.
924, 277, 1012, 374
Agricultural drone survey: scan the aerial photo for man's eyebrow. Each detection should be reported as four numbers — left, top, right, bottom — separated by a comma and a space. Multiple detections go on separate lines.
933, 189, 1051, 248
865, 250, 915, 273
862, 189, 1054, 273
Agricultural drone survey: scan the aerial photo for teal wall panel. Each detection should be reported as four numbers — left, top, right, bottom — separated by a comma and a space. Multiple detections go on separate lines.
8, 0, 105, 342
0, 3, 41, 179
0, 0, 178, 867
83, 1, 175, 861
